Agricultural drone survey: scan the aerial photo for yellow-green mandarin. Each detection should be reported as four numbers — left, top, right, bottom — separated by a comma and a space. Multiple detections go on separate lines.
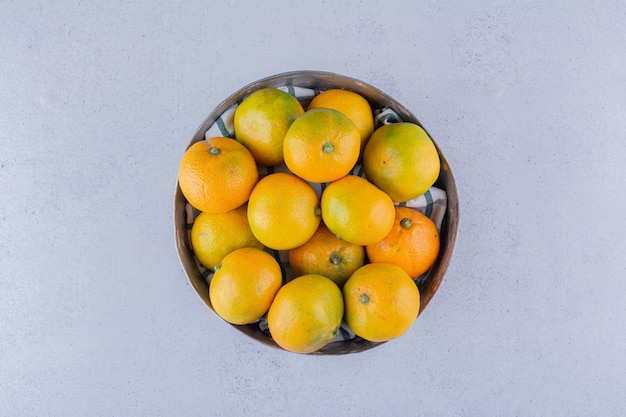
363, 122, 440, 202
234, 88, 304, 166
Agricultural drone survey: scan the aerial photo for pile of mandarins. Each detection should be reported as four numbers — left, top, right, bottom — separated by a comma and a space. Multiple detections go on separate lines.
178, 87, 441, 354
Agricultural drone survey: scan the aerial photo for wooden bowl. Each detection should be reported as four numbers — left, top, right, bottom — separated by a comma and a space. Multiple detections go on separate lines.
174, 71, 459, 354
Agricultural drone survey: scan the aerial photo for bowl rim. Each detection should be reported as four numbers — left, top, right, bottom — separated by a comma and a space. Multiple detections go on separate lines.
174, 70, 459, 355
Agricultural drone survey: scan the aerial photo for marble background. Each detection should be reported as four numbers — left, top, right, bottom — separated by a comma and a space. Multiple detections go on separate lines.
2, 1, 625, 415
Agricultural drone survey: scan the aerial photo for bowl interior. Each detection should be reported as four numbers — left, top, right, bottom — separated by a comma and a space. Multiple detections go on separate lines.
174, 71, 459, 355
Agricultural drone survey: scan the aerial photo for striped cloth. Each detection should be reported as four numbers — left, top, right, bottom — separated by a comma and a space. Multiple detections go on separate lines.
187, 85, 448, 342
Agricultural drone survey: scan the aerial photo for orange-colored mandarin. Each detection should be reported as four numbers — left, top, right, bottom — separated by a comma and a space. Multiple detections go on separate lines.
366, 206, 440, 278
307, 89, 374, 152
283, 108, 360, 183
247, 172, 321, 250
178, 137, 258, 213
209, 247, 282, 325
288, 222, 365, 288
233, 87, 304, 166
267, 274, 344, 354
343, 263, 420, 342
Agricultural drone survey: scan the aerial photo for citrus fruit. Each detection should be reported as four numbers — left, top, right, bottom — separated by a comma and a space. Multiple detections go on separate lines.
178, 137, 258, 213
190, 204, 264, 271
308, 89, 374, 151
288, 222, 365, 288
363, 122, 440, 202
343, 263, 420, 342
267, 274, 344, 354
247, 172, 321, 250
283, 108, 360, 183
320, 175, 395, 246
233, 87, 304, 166
366, 206, 440, 278
209, 247, 282, 325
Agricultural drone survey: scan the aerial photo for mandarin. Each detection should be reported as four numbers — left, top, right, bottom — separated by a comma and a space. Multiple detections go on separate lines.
320, 175, 395, 246
209, 247, 282, 325
308, 89, 374, 151
190, 205, 264, 271
267, 274, 344, 354
288, 222, 365, 288
233, 88, 304, 166
366, 206, 440, 278
283, 108, 360, 183
363, 122, 440, 202
247, 172, 321, 250
178, 137, 258, 214
343, 263, 420, 343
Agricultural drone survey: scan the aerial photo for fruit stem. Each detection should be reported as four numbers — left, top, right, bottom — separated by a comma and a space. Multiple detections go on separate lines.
329, 252, 341, 265
322, 142, 334, 153
359, 293, 370, 305
314, 206, 321, 216
400, 217, 412, 229
208, 147, 221, 155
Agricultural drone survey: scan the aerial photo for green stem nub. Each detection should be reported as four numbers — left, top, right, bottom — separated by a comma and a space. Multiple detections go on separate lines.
209, 147, 221, 155
322, 142, 334, 153
400, 217, 412, 229
314, 206, 321, 216
359, 293, 370, 305
329, 252, 341, 265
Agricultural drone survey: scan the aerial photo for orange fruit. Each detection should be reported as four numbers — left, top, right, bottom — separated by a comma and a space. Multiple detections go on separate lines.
320, 175, 395, 246
283, 108, 360, 183
178, 137, 258, 213
209, 247, 282, 325
288, 222, 365, 288
343, 263, 420, 342
267, 274, 344, 354
363, 122, 440, 202
233, 87, 304, 166
190, 204, 264, 271
308, 89, 374, 151
247, 172, 321, 250
366, 206, 440, 278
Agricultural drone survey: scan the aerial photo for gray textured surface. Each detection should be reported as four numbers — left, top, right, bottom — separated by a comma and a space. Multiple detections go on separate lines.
2, 1, 625, 415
